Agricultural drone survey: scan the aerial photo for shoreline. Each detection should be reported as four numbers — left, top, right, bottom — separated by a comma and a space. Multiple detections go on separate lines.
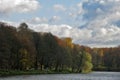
0, 70, 120, 77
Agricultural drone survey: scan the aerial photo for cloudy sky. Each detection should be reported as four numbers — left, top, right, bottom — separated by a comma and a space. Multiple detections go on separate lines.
0, 0, 120, 48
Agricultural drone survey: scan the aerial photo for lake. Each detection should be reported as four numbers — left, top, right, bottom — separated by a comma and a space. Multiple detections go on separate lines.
0, 72, 120, 80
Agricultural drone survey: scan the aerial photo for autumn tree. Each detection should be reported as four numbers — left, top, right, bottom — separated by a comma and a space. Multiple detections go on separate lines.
0, 22, 120, 72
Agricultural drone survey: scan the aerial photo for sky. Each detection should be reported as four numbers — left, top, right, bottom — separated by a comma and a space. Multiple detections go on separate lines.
0, 0, 120, 48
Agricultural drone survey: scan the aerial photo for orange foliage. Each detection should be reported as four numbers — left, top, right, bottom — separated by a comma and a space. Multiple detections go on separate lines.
54, 36, 74, 48
54, 36, 66, 47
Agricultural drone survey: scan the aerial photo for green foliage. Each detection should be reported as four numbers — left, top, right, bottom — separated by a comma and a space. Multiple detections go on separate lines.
19, 48, 30, 70
81, 61, 93, 73
81, 52, 93, 73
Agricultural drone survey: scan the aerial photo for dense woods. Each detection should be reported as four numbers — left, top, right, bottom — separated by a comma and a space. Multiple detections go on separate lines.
0, 22, 120, 74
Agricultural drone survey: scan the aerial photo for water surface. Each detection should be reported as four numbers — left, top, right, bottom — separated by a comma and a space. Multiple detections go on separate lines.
0, 72, 120, 80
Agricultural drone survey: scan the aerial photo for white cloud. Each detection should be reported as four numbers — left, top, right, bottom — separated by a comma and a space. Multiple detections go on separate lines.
1, 0, 120, 48
78, 0, 120, 47
77, 2, 84, 15
49, 16, 61, 23
1, 19, 120, 48
64, 0, 120, 47
26, 17, 48, 24
0, 20, 20, 27
24, 16, 61, 24
69, 13, 76, 18
53, 4, 66, 11
0, 0, 40, 14
28, 23, 92, 43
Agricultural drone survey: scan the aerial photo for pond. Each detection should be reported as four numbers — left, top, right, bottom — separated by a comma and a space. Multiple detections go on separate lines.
0, 72, 120, 80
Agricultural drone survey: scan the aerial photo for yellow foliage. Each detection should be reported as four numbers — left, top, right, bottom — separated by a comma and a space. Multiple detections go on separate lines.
62, 37, 73, 48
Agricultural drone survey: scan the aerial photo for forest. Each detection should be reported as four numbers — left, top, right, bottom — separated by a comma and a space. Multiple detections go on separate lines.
0, 22, 120, 75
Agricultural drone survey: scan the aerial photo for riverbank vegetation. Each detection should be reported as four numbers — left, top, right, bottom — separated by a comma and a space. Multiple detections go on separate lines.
0, 22, 120, 76
0, 70, 75, 77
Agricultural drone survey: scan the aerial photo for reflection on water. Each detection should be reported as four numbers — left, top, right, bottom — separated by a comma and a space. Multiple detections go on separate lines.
0, 72, 120, 80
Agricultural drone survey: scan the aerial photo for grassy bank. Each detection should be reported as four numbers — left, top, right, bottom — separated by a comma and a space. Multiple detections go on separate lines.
0, 70, 75, 77
93, 67, 120, 72
1, 69, 119, 77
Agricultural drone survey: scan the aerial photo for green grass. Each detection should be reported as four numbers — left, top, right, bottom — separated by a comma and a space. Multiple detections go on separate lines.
0, 70, 41, 77
0, 70, 75, 77
0, 69, 94, 77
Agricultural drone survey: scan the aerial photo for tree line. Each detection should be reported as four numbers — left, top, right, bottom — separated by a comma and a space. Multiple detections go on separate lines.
0, 22, 119, 73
